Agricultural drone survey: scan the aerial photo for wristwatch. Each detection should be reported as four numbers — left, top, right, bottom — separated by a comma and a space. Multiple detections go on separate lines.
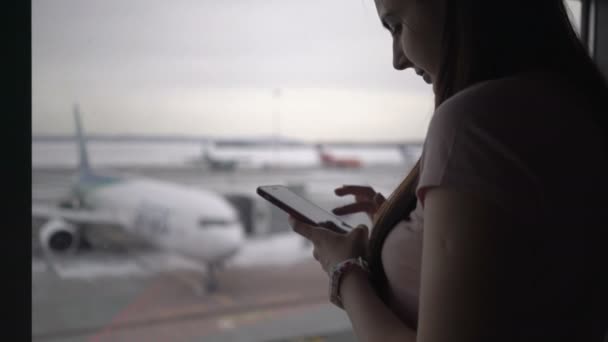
329, 256, 370, 309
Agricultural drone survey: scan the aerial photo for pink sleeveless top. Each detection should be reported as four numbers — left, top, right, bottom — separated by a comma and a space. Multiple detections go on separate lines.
380, 72, 608, 338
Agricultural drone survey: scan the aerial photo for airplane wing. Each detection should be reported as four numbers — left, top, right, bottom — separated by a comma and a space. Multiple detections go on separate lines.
32, 203, 125, 227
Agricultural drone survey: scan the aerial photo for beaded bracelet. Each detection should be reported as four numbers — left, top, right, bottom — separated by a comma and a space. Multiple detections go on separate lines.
328, 256, 370, 309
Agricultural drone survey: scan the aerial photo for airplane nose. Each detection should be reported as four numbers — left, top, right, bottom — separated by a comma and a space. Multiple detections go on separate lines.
216, 223, 245, 259
221, 222, 246, 250
230, 223, 246, 244
179, 223, 245, 261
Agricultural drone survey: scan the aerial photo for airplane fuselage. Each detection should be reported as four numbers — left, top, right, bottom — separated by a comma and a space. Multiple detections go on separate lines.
76, 176, 245, 263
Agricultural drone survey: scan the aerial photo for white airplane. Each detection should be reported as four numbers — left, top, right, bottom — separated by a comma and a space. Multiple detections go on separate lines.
32, 105, 246, 292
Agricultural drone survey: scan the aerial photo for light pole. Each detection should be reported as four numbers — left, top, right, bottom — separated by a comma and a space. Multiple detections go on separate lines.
272, 88, 282, 167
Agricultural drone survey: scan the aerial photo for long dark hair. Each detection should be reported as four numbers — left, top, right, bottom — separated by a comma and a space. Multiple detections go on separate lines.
366, 0, 608, 310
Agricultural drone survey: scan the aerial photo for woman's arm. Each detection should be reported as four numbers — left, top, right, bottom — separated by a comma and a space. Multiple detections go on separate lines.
339, 185, 518, 342
416, 186, 518, 342
340, 268, 417, 342
289, 219, 418, 342
290, 183, 516, 342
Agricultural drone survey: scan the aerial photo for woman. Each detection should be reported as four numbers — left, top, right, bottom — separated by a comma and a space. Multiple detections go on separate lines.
289, 0, 608, 341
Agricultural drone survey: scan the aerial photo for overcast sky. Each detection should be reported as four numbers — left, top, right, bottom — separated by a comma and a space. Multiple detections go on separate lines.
32, 0, 581, 142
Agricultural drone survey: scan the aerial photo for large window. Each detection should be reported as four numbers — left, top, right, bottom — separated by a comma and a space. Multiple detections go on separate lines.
32, 1, 429, 341
32, 1, 591, 341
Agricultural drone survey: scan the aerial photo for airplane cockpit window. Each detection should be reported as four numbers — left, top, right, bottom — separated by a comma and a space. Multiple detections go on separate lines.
198, 218, 234, 228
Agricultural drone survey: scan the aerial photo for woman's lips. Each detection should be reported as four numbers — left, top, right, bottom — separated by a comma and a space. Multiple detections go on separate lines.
415, 67, 432, 84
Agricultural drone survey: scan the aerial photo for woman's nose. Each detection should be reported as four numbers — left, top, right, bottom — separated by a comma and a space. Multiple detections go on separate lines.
393, 54, 409, 70
393, 39, 411, 70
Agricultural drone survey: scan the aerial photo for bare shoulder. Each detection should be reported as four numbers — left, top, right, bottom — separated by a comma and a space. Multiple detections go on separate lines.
434, 72, 563, 122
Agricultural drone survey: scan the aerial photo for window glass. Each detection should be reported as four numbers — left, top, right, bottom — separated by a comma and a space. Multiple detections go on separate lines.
34, 2, 586, 340
32, 1, 430, 341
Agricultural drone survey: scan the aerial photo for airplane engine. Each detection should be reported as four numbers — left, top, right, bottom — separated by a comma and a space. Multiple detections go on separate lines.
39, 219, 80, 254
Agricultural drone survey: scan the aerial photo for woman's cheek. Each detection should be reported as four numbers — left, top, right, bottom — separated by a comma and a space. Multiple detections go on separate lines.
402, 31, 428, 71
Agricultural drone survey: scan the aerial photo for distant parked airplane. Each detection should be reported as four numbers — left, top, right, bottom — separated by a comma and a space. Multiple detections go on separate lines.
316, 144, 363, 169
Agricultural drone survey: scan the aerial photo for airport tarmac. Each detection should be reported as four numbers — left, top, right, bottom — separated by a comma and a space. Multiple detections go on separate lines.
33, 251, 355, 342
32, 164, 414, 341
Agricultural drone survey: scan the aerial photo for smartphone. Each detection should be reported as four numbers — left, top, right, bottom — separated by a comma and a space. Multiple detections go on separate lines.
256, 185, 353, 234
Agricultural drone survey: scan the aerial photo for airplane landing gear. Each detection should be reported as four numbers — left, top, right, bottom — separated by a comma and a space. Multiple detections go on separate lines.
205, 263, 218, 293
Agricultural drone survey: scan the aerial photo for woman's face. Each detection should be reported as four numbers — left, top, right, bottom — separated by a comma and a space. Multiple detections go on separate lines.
374, 0, 445, 85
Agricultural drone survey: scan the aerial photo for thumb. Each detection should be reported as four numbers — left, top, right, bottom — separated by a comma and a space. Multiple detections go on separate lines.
350, 224, 369, 240
373, 192, 386, 206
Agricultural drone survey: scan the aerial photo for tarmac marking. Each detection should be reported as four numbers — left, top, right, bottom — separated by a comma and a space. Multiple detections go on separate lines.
33, 287, 330, 341
87, 276, 167, 342
143, 290, 306, 321
162, 270, 238, 306
201, 302, 331, 340
216, 317, 236, 330
168, 270, 206, 296
215, 294, 235, 306
252, 291, 304, 305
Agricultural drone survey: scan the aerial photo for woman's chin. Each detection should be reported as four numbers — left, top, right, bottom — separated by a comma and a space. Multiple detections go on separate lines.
414, 68, 432, 84
422, 73, 432, 84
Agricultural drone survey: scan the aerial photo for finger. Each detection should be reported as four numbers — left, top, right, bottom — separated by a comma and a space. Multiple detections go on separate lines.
289, 217, 315, 241
312, 248, 320, 261
294, 221, 327, 245
373, 192, 387, 206
332, 201, 375, 216
334, 185, 375, 198
349, 224, 370, 241
288, 216, 297, 228
357, 224, 370, 238
318, 221, 347, 236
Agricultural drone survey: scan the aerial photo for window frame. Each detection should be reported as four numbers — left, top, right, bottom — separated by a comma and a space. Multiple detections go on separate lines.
592, 0, 608, 79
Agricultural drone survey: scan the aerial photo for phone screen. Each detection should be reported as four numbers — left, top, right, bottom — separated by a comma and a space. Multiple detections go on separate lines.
257, 185, 353, 233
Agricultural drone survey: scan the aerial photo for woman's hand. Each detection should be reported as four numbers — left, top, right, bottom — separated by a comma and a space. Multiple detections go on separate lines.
289, 216, 369, 273
332, 185, 386, 222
